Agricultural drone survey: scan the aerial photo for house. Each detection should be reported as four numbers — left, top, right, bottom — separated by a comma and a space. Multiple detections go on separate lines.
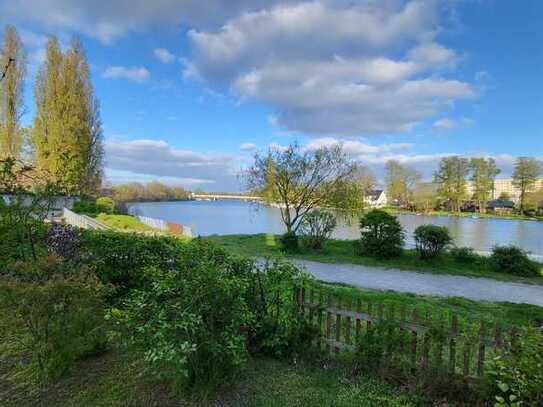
486, 199, 515, 214
365, 190, 387, 208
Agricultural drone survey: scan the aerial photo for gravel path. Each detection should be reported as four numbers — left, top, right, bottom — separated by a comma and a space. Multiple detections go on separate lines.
290, 259, 543, 307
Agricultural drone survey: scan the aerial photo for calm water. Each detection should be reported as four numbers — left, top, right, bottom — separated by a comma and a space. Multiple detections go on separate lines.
129, 200, 543, 257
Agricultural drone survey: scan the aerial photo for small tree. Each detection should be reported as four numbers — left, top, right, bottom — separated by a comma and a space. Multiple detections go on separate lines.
434, 156, 470, 213
469, 157, 500, 214
299, 210, 337, 250
414, 225, 452, 259
359, 209, 404, 258
246, 143, 355, 234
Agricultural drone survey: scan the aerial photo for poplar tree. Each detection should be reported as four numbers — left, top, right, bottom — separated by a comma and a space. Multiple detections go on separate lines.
385, 160, 420, 206
32, 36, 103, 194
0, 25, 26, 159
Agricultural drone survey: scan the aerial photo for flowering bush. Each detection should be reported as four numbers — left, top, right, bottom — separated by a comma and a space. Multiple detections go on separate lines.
45, 223, 81, 260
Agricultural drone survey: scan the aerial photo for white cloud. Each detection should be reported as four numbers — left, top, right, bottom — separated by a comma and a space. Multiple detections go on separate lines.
239, 142, 257, 151
432, 118, 455, 130
185, 0, 476, 136
104, 138, 240, 190
153, 47, 175, 63
102, 66, 150, 82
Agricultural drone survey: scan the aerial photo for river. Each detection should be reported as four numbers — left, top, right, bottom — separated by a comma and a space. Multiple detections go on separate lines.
128, 200, 543, 257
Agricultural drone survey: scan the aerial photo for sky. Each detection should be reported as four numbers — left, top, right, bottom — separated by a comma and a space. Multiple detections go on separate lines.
1, 0, 542, 191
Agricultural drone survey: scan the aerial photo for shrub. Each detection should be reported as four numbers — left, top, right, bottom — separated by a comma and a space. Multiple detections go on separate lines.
96, 196, 115, 214
489, 245, 540, 277
80, 230, 186, 296
414, 225, 452, 259
0, 256, 107, 382
450, 246, 480, 264
487, 329, 543, 406
73, 199, 101, 216
359, 209, 404, 258
280, 231, 299, 252
44, 223, 81, 260
246, 259, 316, 357
299, 210, 337, 250
108, 240, 254, 391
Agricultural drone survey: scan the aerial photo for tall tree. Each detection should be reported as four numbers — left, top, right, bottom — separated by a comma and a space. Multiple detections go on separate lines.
32, 37, 103, 194
0, 25, 26, 159
384, 160, 420, 206
512, 157, 542, 214
434, 156, 470, 212
247, 143, 355, 233
469, 157, 500, 213
330, 164, 376, 212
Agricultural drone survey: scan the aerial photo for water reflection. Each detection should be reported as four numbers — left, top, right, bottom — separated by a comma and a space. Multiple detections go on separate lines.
129, 200, 543, 256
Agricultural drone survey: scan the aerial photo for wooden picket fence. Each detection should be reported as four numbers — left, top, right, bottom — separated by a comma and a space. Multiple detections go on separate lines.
295, 286, 519, 381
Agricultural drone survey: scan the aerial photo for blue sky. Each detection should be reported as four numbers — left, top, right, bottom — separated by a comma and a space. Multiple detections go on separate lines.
1, 0, 542, 191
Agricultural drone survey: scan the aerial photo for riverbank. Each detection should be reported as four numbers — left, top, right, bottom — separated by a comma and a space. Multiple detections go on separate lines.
384, 207, 543, 222
205, 234, 543, 285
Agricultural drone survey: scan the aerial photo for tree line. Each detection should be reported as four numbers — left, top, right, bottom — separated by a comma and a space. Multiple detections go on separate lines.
385, 156, 542, 215
111, 181, 190, 202
0, 25, 103, 195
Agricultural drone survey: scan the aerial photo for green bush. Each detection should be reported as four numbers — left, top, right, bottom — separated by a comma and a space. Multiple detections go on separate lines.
280, 231, 299, 252
414, 225, 452, 259
450, 246, 480, 264
487, 329, 543, 406
246, 259, 316, 357
108, 240, 253, 391
489, 246, 540, 277
359, 210, 404, 258
96, 196, 115, 214
0, 256, 107, 382
80, 230, 187, 297
299, 210, 337, 250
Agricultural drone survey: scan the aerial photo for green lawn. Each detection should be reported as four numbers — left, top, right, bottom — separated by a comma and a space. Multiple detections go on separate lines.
205, 234, 543, 285
95, 214, 155, 232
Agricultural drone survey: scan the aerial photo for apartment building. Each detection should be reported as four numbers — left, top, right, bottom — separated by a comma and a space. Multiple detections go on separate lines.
465, 178, 543, 202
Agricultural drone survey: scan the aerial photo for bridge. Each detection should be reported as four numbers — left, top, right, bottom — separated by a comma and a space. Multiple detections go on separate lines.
191, 193, 263, 201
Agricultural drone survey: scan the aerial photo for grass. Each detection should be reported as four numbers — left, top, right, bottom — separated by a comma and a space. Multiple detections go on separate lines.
95, 214, 155, 232
205, 234, 543, 285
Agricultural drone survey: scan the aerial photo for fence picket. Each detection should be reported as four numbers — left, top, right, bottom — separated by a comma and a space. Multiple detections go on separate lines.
326, 292, 333, 354
450, 315, 458, 374
335, 294, 342, 353
411, 310, 418, 369
345, 296, 352, 346
477, 321, 486, 377
355, 299, 362, 345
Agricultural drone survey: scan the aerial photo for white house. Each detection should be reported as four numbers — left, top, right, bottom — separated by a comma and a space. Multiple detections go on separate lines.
365, 190, 387, 208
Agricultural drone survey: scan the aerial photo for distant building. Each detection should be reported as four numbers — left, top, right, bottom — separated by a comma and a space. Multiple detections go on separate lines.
486, 199, 515, 214
365, 189, 387, 207
466, 178, 543, 203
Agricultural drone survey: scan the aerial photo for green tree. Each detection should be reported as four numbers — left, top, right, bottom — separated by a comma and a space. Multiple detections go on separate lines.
512, 157, 542, 214
434, 156, 470, 213
0, 25, 26, 159
384, 160, 420, 206
329, 164, 376, 212
32, 37, 103, 194
247, 143, 355, 233
412, 182, 438, 213
469, 157, 500, 213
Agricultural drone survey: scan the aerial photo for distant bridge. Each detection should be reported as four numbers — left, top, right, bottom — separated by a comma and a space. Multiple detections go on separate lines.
191, 193, 263, 201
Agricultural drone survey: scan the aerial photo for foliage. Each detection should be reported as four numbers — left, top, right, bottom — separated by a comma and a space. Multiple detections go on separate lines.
79, 230, 186, 295
112, 181, 189, 202
95, 213, 153, 231
0, 256, 107, 382
107, 240, 253, 391
0, 25, 26, 159
470, 158, 500, 214
450, 246, 480, 264
326, 164, 376, 212
414, 224, 453, 259
384, 160, 420, 206
434, 156, 470, 213
512, 157, 542, 214
245, 260, 316, 357
359, 209, 404, 258
298, 210, 337, 250
487, 329, 543, 407
246, 142, 355, 233
95, 196, 114, 213
412, 182, 438, 212
44, 223, 81, 260
280, 230, 299, 253
32, 36, 103, 194
489, 245, 540, 277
